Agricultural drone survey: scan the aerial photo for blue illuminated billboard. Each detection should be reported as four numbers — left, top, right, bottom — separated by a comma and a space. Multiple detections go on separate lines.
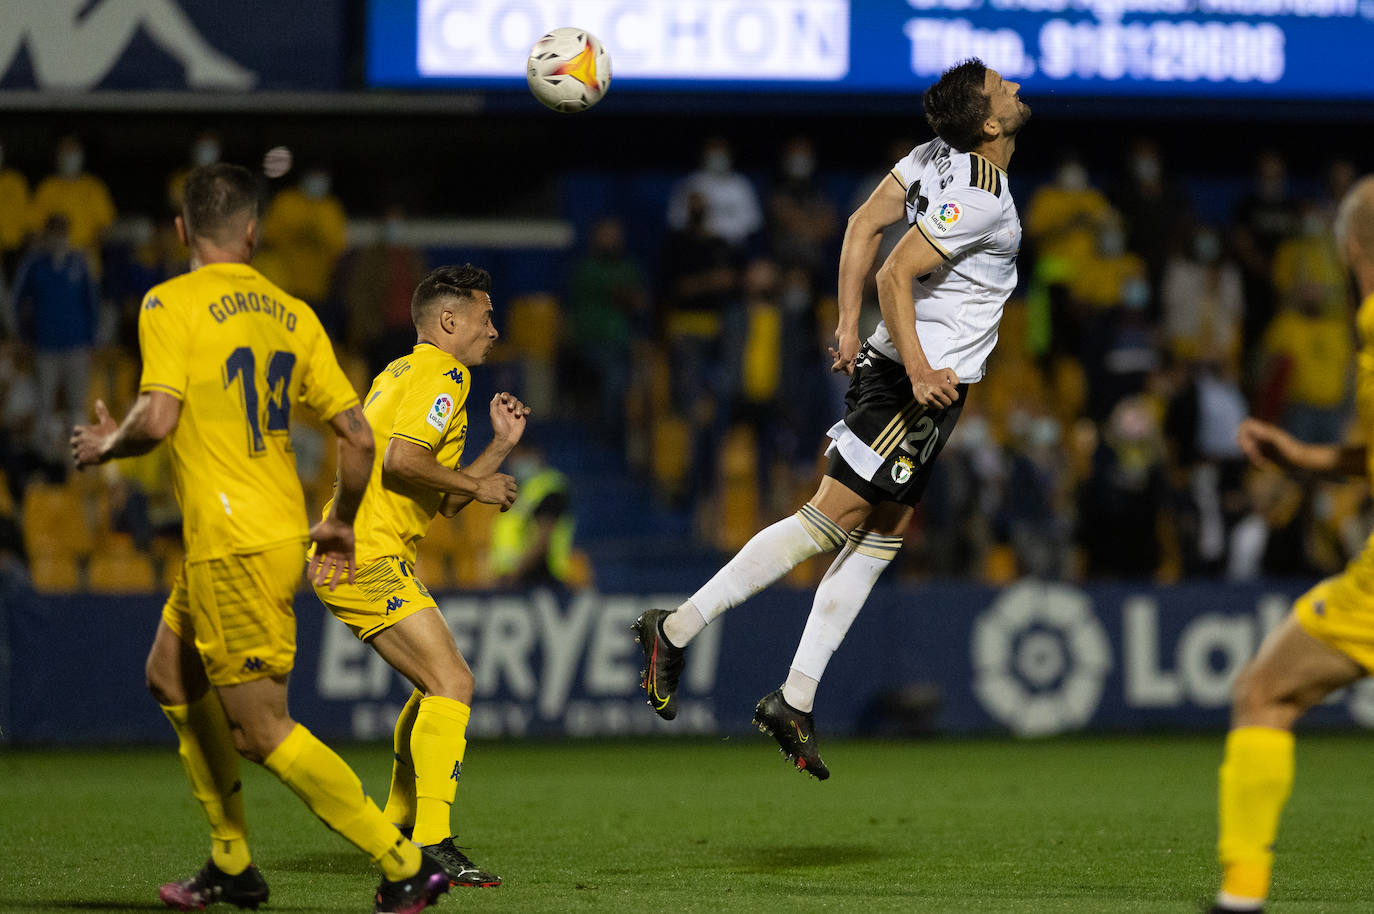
367, 0, 1374, 100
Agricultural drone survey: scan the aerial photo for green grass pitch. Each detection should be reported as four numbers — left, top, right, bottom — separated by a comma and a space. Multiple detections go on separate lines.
2, 734, 1371, 913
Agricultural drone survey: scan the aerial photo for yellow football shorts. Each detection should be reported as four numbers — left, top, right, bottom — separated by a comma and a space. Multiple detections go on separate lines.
1294, 546, 1374, 673
162, 539, 307, 686
313, 556, 435, 642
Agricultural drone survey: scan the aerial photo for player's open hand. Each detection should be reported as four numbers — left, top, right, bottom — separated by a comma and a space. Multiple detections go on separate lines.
475, 472, 519, 511
911, 367, 960, 408
829, 329, 861, 375
71, 399, 118, 470
1237, 417, 1297, 471
308, 514, 357, 590
490, 392, 530, 445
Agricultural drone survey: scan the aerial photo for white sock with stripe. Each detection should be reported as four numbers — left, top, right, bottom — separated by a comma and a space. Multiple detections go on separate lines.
783, 529, 902, 712
663, 504, 847, 647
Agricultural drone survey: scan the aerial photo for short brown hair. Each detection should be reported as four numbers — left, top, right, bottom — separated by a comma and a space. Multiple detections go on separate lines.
411, 264, 492, 326
182, 163, 259, 241
923, 59, 991, 153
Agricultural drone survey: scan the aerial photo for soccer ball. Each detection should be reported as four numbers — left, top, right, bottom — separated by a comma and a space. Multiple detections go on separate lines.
526, 27, 611, 113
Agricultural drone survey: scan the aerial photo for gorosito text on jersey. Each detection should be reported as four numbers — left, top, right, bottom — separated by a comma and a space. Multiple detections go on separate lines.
207, 290, 300, 332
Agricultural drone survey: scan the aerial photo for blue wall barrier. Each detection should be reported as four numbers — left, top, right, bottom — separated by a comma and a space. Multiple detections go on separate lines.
5, 579, 1374, 746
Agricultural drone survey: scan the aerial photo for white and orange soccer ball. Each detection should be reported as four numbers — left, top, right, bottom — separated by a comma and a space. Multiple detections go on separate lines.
526, 27, 611, 113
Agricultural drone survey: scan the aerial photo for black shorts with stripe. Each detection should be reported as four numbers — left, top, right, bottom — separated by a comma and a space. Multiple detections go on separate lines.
825, 343, 967, 507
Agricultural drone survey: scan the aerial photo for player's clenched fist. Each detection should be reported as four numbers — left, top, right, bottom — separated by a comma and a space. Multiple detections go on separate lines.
910, 367, 960, 408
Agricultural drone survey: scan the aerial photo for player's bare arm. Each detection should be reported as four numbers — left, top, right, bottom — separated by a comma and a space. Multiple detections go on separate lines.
833, 174, 909, 375
384, 438, 518, 511
309, 404, 374, 590
71, 392, 181, 469
1237, 417, 1366, 478
875, 227, 960, 407
438, 392, 530, 517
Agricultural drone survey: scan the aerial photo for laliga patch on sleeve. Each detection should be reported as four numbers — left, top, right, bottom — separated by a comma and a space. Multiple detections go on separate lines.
927, 200, 962, 235
427, 393, 454, 432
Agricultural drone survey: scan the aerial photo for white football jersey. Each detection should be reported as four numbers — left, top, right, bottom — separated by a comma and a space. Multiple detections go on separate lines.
866, 138, 1021, 383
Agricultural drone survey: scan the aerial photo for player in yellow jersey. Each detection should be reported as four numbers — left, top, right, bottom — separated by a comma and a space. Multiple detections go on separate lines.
1210, 174, 1374, 914
312, 263, 526, 888
70, 163, 450, 914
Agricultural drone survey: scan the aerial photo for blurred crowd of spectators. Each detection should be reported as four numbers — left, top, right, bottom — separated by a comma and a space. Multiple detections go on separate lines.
0, 129, 1367, 593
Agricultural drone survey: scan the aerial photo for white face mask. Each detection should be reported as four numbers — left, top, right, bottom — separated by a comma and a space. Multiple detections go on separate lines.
1130, 155, 1161, 184
783, 153, 814, 180
703, 150, 732, 174
192, 140, 221, 166
1301, 212, 1326, 237
301, 173, 330, 199
1193, 232, 1221, 263
1099, 229, 1126, 257
1057, 163, 1088, 191
58, 150, 83, 177
1121, 277, 1151, 311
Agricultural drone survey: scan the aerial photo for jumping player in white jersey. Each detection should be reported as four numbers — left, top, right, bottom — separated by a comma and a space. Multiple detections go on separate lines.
634, 58, 1030, 778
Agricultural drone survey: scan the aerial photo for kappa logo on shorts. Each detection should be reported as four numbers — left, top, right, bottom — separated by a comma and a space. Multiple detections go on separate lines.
241, 657, 265, 673
385, 596, 408, 615
891, 455, 915, 485
427, 393, 454, 432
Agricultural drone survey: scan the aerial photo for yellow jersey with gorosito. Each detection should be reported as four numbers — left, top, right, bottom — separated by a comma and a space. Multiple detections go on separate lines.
321, 343, 471, 566
138, 262, 359, 562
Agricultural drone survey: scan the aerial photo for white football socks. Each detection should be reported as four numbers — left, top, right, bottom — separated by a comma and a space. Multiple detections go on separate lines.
662, 504, 847, 648
782, 529, 903, 712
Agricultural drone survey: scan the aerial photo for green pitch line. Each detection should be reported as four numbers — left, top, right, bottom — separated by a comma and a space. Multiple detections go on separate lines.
1, 734, 1370, 913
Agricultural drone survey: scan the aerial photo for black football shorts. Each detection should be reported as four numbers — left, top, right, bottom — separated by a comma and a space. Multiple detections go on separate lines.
824, 342, 966, 507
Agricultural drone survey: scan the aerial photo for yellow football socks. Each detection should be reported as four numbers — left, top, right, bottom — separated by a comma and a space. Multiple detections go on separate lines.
1217, 726, 1295, 905
410, 696, 471, 848
263, 724, 420, 881
381, 689, 423, 830
161, 693, 252, 876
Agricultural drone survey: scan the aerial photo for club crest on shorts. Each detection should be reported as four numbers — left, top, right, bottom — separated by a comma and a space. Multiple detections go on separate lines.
427, 393, 454, 432
891, 455, 915, 485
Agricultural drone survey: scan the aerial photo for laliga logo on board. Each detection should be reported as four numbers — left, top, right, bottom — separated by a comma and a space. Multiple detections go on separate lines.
971, 580, 1113, 737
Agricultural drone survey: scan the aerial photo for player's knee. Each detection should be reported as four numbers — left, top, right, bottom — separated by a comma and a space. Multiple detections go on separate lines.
229, 716, 295, 764
1230, 662, 1286, 724
427, 664, 475, 704
145, 655, 182, 706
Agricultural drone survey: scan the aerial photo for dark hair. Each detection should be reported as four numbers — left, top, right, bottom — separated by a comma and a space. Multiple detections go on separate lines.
923, 59, 991, 153
182, 163, 259, 241
411, 263, 492, 325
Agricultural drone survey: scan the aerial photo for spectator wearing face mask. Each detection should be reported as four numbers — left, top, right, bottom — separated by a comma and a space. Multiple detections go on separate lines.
10, 214, 99, 461
1160, 225, 1244, 368
259, 165, 348, 303
27, 135, 115, 272
666, 136, 762, 250
1232, 150, 1298, 358
1025, 153, 1112, 271
166, 130, 222, 215
1272, 199, 1349, 323
766, 136, 838, 281
1108, 138, 1192, 301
